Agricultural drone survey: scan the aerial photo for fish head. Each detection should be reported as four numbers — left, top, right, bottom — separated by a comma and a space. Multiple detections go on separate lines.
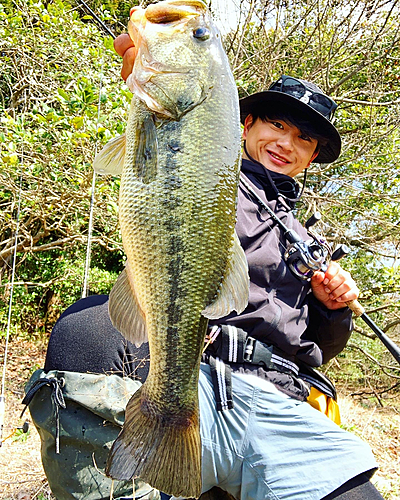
126, 0, 224, 120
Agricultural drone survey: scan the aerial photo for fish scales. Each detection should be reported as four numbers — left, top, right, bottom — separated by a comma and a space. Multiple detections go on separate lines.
94, 1, 249, 497
121, 95, 237, 409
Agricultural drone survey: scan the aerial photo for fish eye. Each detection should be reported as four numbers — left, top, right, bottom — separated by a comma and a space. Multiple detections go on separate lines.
193, 27, 210, 41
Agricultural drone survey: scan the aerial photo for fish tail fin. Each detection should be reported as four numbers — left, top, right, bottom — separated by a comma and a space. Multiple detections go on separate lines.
106, 388, 202, 498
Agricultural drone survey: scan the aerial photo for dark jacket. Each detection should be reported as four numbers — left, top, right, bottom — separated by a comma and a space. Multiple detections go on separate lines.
209, 159, 352, 396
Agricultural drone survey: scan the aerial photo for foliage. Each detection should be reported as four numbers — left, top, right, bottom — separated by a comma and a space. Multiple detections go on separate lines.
11, 427, 30, 443
0, 0, 129, 334
0, 0, 399, 396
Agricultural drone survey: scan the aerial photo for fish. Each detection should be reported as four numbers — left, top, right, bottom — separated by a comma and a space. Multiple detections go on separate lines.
93, 1, 249, 497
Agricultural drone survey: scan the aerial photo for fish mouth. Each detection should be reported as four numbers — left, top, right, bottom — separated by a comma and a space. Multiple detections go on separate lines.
127, 1, 212, 119
144, 0, 207, 24
129, 1, 206, 29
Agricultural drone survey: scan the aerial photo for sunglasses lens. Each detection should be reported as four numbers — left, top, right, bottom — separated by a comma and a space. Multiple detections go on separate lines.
270, 76, 337, 119
309, 94, 336, 118
281, 77, 306, 98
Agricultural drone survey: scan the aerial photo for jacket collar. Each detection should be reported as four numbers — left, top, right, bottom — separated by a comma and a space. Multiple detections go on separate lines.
241, 159, 299, 207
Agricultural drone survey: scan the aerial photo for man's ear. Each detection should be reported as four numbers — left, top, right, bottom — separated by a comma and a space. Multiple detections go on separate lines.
308, 149, 319, 166
242, 115, 254, 140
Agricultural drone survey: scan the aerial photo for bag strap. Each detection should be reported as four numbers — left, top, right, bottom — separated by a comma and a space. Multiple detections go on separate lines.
21, 375, 66, 453
207, 355, 234, 411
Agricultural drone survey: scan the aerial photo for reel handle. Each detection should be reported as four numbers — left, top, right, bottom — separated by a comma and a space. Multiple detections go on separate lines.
305, 212, 321, 229
331, 244, 350, 262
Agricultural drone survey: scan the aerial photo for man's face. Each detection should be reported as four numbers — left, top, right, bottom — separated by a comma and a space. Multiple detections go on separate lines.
242, 115, 319, 177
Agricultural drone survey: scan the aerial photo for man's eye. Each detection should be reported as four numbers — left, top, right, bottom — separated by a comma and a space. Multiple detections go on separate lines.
300, 134, 312, 141
193, 27, 210, 41
272, 121, 284, 129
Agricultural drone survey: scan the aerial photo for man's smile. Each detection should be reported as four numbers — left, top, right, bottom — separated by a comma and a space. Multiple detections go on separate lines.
242, 116, 318, 177
267, 150, 290, 164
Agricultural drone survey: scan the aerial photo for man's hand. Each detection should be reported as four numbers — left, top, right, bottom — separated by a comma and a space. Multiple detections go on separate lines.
114, 33, 137, 81
310, 261, 359, 310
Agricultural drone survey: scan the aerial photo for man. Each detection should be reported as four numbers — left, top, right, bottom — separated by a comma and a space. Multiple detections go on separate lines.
24, 32, 383, 500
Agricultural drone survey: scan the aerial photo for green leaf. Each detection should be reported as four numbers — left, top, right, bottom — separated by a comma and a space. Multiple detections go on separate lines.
57, 88, 70, 101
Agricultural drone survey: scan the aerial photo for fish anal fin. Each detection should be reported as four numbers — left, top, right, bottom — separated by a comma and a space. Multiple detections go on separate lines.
202, 230, 249, 319
106, 388, 202, 498
93, 134, 126, 176
135, 114, 158, 184
108, 264, 147, 346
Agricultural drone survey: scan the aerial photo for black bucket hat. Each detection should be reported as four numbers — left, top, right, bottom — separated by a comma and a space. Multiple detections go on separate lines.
239, 75, 341, 164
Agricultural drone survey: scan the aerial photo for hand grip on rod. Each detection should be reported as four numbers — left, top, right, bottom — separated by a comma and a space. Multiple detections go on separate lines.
346, 299, 400, 365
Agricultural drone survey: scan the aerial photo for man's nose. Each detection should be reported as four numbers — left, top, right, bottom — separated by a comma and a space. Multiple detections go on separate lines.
276, 131, 295, 151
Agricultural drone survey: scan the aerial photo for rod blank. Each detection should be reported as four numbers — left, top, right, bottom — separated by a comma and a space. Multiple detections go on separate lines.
347, 299, 400, 365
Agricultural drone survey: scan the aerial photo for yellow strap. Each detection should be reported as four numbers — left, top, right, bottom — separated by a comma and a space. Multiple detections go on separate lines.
307, 386, 341, 425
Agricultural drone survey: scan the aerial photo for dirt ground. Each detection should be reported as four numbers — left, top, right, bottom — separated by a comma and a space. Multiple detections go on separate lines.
0, 337, 399, 500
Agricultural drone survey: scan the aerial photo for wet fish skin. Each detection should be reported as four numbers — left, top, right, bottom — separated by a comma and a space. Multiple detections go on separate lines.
94, 1, 249, 497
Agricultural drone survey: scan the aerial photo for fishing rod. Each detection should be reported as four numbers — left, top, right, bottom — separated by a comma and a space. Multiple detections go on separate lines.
75, 0, 114, 297
78, 0, 400, 367
347, 300, 400, 365
77, 0, 116, 39
0, 151, 24, 447
240, 174, 400, 366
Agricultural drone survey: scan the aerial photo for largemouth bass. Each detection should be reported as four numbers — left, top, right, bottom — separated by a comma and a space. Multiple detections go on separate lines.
93, 1, 249, 497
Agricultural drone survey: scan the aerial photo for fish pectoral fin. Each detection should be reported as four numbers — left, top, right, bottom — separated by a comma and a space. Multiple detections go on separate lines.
93, 134, 126, 176
135, 114, 158, 184
202, 230, 249, 319
108, 263, 148, 346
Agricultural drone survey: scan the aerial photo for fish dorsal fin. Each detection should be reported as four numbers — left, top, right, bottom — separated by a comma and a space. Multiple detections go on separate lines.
93, 134, 126, 176
135, 114, 158, 184
109, 263, 148, 347
202, 230, 249, 319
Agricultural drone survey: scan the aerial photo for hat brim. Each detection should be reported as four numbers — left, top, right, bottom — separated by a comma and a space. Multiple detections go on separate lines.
239, 90, 341, 164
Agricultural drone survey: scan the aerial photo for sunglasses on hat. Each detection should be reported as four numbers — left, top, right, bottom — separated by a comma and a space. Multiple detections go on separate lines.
269, 75, 337, 121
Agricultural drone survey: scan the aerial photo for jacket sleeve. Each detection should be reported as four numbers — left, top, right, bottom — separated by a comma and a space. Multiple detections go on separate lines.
305, 294, 353, 364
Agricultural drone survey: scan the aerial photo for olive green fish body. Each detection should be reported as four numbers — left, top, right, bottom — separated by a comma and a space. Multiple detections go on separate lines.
120, 92, 241, 404
94, 1, 249, 497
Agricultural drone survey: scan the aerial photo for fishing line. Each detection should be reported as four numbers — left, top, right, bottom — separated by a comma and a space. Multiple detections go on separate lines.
77, 0, 116, 39
0, 116, 24, 447
239, 172, 295, 258
82, 59, 104, 299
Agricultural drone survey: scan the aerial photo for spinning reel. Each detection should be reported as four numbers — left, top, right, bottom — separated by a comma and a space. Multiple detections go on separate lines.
283, 212, 349, 281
